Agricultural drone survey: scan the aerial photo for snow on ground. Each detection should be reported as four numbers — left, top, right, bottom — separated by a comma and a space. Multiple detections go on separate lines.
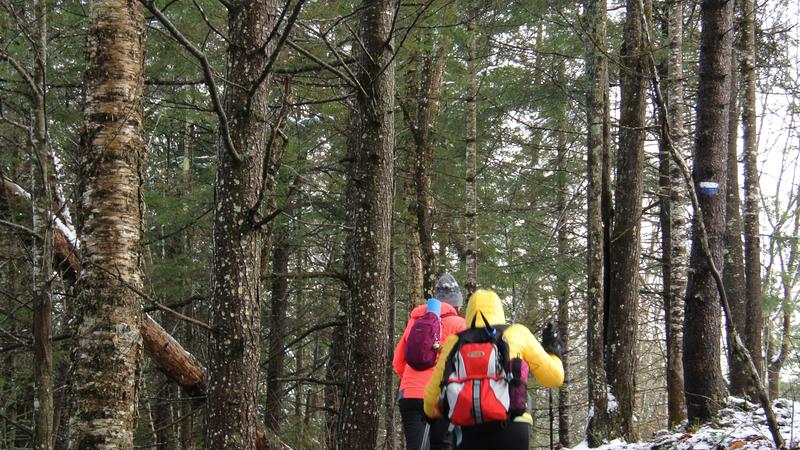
566, 397, 800, 450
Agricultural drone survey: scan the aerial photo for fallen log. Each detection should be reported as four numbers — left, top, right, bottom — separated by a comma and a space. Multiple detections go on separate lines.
2, 175, 283, 449
2, 175, 206, 396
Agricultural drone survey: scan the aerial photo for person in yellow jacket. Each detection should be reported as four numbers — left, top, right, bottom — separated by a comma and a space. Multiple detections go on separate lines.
423, 289, 564, 450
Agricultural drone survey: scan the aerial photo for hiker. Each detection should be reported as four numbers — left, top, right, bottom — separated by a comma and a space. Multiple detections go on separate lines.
422, 289, 564, 450
393, 273, 467, 450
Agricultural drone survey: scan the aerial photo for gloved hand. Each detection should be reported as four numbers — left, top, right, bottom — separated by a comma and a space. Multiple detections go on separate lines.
541, 320, 564, 359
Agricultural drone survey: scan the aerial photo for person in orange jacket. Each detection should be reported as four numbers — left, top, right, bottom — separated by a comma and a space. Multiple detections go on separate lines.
423, 289, 564, 450
393, 273, 467, 450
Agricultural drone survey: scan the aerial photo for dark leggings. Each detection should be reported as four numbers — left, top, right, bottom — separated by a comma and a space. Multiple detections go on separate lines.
456, 422, 530, 450
398, 398, 452, 450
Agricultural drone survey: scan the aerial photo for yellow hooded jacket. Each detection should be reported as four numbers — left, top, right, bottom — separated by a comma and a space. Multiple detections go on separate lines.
423, 289, 564, 423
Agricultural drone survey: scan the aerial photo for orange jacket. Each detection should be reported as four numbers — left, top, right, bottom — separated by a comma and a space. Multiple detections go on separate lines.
393, 302, 466, 399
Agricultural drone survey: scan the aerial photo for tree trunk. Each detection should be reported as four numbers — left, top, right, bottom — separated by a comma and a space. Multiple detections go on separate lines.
584, 0, 613, 443
265, 241, 291, 433
383, 245, 397, 450
403, 134, 424, 307
153, 372, 179, 450
683, 0, 733, 423
768, 178, 799, 400
0, 235, 21, 448
402, 45, 447, 301
769, 271, 791, 400
413, 48, 446, 297
465, 11, 479, 300
338, 0, 395, 446
723, 50, 750, 398
206, 0, 277, 447
31, 0, 54, 447
69, 0, 146, 446
325, 318, 346, 450
606, 0, 647, 440
658, 0, 688, 426
740, 0, 763, 380
555, 103, 570, 448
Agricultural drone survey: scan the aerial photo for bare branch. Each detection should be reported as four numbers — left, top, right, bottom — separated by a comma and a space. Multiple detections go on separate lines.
0, 218, 41, 240
0, 49, 40, 97
0, 410, 33, 435
245, 0, 308, 113
286, 40, 360, 90
140, 0, 242, 162
191, 0, 229, 43
319, 30, 365, 98
0, 99, 29, 131
92, 262, 215, 332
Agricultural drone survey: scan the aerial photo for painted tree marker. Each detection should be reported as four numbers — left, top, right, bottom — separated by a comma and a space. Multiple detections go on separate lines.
699, 181, 719, 195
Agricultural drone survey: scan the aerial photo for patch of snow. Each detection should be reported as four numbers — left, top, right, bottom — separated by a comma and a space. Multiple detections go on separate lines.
566, 397, 800, 450
607, 391, 619, 413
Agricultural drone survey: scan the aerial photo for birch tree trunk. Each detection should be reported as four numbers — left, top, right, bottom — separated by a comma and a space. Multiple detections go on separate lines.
69, 0, 146, 446
338, 0, 395, 446
658, 0, 688, 425
741, 0, 763, 379
206, 0, 277, 447
606, 0, 647, 439
683, 0, 733, 422
584, 0, 614, 443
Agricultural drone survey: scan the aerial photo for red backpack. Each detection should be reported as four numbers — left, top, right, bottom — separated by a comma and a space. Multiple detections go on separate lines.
438, 313, 526, 426
405, 310, 456, 371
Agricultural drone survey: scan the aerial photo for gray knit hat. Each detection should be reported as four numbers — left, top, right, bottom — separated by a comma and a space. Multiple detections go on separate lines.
434, 273, 463, 308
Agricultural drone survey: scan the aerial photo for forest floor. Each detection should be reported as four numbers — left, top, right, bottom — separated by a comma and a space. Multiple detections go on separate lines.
566, 397, 800, 449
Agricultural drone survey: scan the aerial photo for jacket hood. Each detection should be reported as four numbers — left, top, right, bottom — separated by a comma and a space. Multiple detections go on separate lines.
464, 289, 506, 328
410, 301, 459, 319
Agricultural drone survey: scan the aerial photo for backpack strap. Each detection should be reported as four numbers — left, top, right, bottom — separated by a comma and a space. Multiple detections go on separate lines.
510, 357, 522, 386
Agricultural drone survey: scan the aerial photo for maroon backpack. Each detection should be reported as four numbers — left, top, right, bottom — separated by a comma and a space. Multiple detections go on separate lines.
405, 311, 455, 370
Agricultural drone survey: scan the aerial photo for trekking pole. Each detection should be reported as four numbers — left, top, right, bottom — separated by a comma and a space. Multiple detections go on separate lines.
548, 389, 554, 450
420, 422, 431, 450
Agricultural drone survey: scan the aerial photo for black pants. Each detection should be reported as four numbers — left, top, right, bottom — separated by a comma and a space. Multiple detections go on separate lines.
398, 398, 452, 450
456, 422, 530, 450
